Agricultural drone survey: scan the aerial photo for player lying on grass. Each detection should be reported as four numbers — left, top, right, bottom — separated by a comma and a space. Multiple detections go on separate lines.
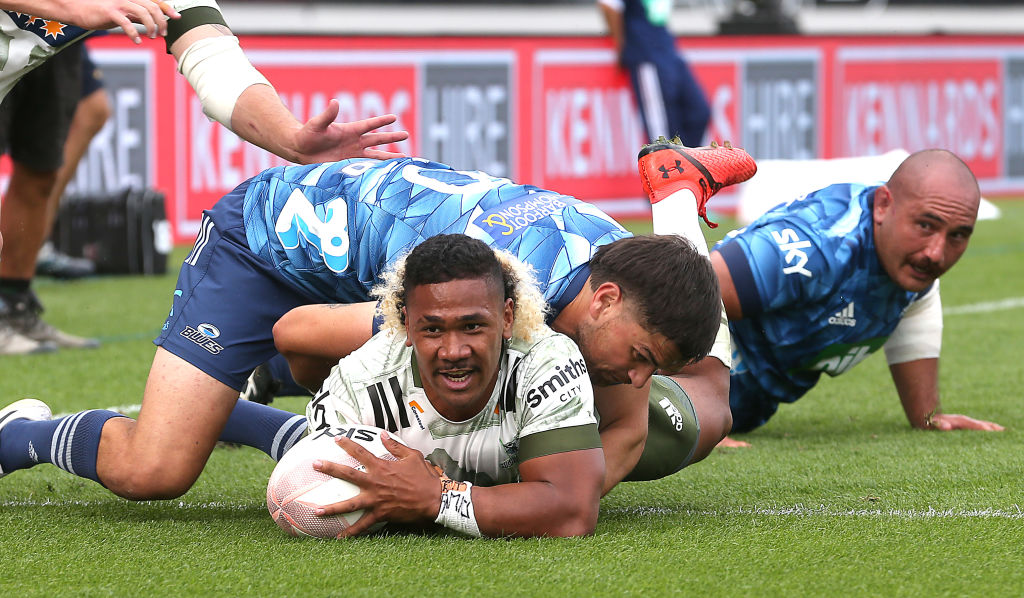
0, 141, 750, 501
305, 234, 603, 538
710, 149, 1004, 446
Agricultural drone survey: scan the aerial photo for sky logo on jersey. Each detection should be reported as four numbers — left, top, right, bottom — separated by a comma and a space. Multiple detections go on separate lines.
525, 357, 588, 408
828, 303, 857, 327
180, 326, 224, 354
770, 228, 813, 278
473, 194, 576, 247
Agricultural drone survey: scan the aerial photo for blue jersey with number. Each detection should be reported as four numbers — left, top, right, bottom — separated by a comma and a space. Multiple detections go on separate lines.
232, 157, 631, 317
715, 183, 929, 432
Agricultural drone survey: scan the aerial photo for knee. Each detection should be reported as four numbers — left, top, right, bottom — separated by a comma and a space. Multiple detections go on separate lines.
102, 459, 200, 501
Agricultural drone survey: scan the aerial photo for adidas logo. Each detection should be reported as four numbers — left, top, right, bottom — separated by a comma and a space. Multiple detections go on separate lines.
828, 302, 857, 327
27, 440, 38, 464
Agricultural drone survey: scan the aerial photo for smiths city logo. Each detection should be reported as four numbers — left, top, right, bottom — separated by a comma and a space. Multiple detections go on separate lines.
4, 11, 87, 45
180, 323, 224, 354
828, 302, 857, 327
525, 357, 588, 408
473, 194, 576, 248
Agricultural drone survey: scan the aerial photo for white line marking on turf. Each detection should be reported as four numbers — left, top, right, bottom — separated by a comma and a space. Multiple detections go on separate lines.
944, 296, 1024, 316
607, 504, 1024, 519
3, 500, 1022, 519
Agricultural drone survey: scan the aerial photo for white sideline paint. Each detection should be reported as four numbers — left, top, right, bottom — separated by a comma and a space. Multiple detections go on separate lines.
607, 504, 1024, 520
52, 296, 1024, 419
3, 499, 1021, 519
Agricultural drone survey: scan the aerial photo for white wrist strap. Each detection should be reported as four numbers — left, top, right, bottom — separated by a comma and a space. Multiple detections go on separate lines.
434, 478, 482, 538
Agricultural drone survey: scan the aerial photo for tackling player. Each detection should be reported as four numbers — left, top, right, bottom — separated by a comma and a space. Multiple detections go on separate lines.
709, 149, 1004, 445
306, 234, 603, 538
0, 142, 752, 502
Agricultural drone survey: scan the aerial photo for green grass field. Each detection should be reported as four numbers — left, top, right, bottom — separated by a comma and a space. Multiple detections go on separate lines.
2, 202, 1022, 597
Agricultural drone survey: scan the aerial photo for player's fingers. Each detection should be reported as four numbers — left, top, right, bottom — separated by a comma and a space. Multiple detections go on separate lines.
380, 431, 415, 458
305, 99, 341, 133
134, 0, 170, 36
315, 496, 365, 517
360, 148, 409, 161
312, 459, 368, 484
156, 0, 181, 19
349, 113, 400, 135
109, 13, 143, 44
358, 131, 410, 149
338, 511, 383, 538
334, 436, 380, 466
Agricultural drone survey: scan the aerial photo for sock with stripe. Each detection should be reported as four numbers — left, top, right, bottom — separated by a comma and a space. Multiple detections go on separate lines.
220, 400, 307, 461
0, 410, 126, 483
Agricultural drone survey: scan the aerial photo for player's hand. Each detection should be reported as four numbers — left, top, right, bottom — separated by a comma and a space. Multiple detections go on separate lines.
312, 432, 441, 537
717, 435, 751, 448
926, 413, 1004, 432
69, 0, 180, 44
287, 100, 410, 165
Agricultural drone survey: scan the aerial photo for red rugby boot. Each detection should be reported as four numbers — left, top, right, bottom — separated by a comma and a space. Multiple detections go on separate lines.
638, 136, 757, 228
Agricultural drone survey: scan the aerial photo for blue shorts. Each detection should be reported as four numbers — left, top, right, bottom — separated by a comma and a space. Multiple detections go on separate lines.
154, 183, 323, 391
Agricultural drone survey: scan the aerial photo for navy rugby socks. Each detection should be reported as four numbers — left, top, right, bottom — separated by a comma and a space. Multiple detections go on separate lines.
0, 410, 126, 483
220, 400, 307, 461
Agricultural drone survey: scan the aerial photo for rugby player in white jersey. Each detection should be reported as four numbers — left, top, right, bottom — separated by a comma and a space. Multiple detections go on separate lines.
308, 233, 603, 537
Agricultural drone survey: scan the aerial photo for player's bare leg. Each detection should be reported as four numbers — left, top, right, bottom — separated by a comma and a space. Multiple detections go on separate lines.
638, 137, 756, 454
96, 349, 240, 499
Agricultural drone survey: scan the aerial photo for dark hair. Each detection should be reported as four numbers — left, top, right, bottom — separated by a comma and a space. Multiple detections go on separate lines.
588, 235, 722, 366
398, 234, 513, 318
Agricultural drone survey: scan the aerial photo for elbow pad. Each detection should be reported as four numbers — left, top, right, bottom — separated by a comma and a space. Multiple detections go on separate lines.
176, 35, 271, 130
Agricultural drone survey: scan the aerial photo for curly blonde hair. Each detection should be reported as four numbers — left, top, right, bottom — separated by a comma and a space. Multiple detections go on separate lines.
372, 237, 548, 343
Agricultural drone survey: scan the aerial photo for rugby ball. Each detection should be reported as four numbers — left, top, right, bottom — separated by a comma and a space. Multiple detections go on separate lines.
266, 425, 402, 539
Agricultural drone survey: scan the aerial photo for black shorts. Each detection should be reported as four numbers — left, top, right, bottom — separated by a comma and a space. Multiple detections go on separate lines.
0, 42, 84, 171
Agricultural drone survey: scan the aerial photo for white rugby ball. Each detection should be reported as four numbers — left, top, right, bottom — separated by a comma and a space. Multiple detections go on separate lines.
266, 425, 402, 539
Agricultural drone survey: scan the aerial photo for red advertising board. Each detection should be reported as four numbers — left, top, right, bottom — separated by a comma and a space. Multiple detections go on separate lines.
9, 33, 1020, 243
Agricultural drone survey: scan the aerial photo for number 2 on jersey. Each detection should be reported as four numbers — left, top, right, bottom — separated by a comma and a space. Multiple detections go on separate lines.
275, 189, 350, 273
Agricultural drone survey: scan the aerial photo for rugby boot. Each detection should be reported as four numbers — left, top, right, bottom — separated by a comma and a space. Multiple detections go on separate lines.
238, 363, 281, 405
0, 399, 52, 478
638, 136, 757, 228
2, 290, 100, 349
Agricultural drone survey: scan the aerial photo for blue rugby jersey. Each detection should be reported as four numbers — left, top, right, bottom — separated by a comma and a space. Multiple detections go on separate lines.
236, 157, 631, 317
715, 183, 930, 427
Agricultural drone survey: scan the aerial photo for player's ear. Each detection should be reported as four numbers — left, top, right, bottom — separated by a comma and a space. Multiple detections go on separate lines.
402, 307, 413, 346
589, 282, 623, 319
502, 298, 514, 340
874, 185, 894, 225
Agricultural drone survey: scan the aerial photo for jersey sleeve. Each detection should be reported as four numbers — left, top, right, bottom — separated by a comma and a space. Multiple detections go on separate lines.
513, 334, 601, 463
716, 220, 834, 318
305, 332, 399, 431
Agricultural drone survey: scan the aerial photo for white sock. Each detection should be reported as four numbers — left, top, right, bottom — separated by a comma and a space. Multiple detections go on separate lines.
651, 189, 709, 257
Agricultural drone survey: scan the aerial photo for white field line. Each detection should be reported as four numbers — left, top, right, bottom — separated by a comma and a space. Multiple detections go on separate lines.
52, 296, 1024, 419
606, 504, 1024, 520
943, 296, 1024, 316
2, 499, 1022, 520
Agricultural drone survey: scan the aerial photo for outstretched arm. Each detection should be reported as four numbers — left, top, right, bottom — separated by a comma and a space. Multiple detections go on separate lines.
1, 0, 179, 43
315, 434, 604, 538
594, 383, 649, 495
168, 16, 408, 165
890, 358, 1003, 431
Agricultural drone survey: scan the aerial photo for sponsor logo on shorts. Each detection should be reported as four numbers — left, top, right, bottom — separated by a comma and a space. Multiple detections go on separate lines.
197, 323, 221, 338
525, 357, 588, 408
659, 398, 685, 432
180, 326, 224, 354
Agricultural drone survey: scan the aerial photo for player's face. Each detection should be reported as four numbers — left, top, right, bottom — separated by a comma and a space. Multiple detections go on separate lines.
404, 277, 514, 422
575, 305, 682, 388
873, 184, 978, 292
